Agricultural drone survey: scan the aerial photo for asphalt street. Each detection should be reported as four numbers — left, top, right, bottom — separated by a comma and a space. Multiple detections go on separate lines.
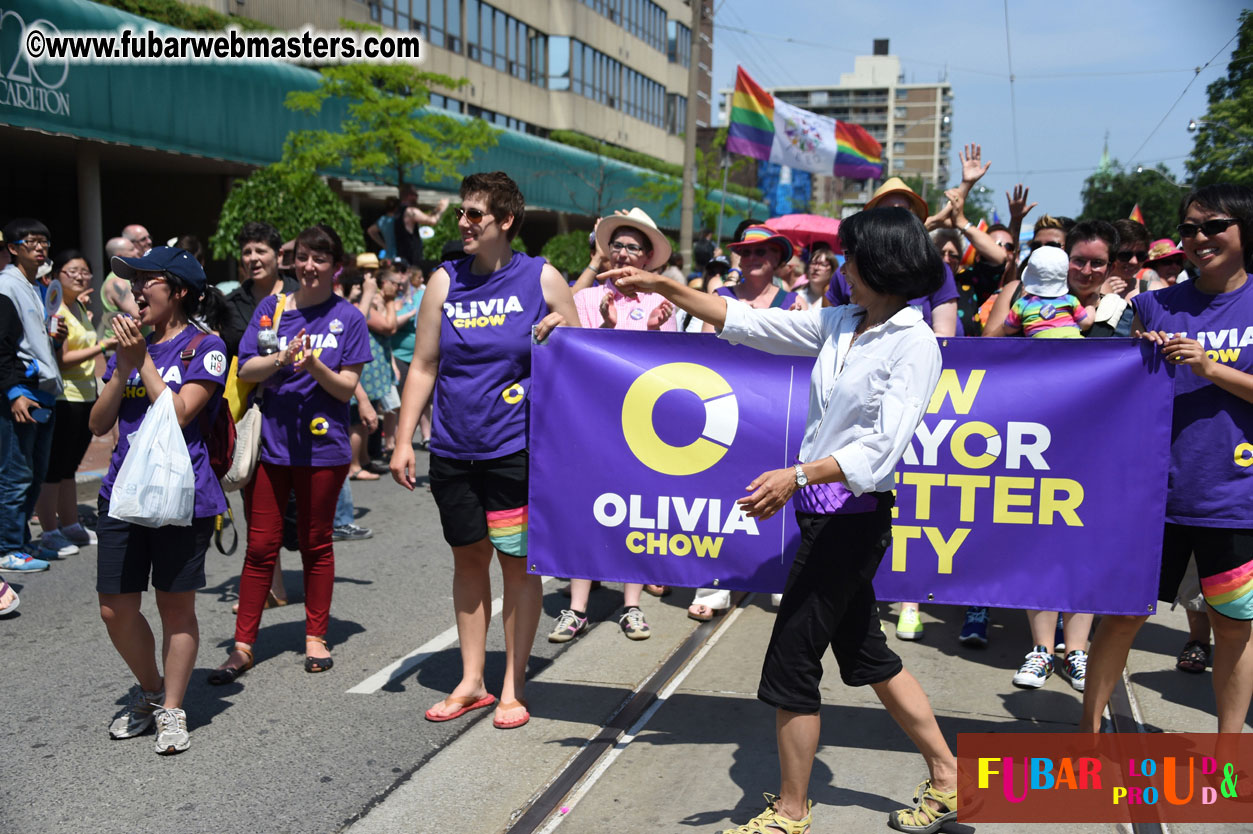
2, 451, 632, 834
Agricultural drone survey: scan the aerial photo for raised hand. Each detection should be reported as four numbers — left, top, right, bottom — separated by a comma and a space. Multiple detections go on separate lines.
1006, 184, 1038, 221
647, 300, 674, 330
960, 143, 991, 184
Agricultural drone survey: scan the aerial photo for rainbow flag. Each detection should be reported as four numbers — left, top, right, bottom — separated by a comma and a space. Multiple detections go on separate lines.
834, 121, 883, 179
960, 218, 989, 269
1129, 204, 1146, 225
727, 65, 883, 179
727, 66, 774, 161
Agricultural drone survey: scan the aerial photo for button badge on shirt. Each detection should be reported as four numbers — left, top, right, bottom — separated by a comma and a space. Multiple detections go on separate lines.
310, 416, 329, 436
502, 383, 525, 405
629, 308, 645, 321
329, 318, 344, 334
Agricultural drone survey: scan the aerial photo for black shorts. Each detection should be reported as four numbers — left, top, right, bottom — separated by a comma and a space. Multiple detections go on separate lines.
1159, 523, 1253, 621
95, 496, 214, 594
428, 450, 528, 555
758, 498, 902, 715
45, 400, 94, 483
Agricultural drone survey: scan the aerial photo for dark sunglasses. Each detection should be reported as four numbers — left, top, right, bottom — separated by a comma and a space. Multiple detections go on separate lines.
1029, 240, 1063, 251
454, 207, 491, 223
1114, 250, 1149, 263
996, 241, 1017, 251
1177, 218, 1238, 238
736, 246, 775, 258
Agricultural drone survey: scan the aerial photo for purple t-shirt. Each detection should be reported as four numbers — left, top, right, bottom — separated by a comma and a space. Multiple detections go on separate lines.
432, 252, 548, 459
1133, 279, 1253, 527
239, 294, 372, 467
100, 327, 228, 519
715, 285, 799, 309
825, 263, 960, 332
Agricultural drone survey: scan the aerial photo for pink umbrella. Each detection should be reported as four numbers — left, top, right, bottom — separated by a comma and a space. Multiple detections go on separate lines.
764, 214, 842, 255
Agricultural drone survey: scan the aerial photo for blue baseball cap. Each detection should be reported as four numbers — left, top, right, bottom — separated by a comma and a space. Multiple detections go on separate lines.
111, 245, 206, 291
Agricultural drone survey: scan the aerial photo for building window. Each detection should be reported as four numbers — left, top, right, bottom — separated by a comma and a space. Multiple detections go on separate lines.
456, 1, 545, 86
892, 141, 906, 154
666, 20, 690, 67
892, 158, 905, 171
894, 106, 907, 119
581, 0, 667, 53
666, 92, 686, 135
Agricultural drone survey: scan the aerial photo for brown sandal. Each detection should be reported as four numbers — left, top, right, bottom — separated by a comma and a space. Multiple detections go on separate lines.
305, 636, 333, 673
208, 645, 254, 685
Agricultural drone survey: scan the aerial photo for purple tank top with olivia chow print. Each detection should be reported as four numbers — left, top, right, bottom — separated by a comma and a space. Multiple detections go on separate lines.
431, 251, 548, 460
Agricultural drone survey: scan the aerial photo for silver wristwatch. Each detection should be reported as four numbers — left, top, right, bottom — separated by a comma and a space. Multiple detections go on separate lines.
794, 463, 808, 488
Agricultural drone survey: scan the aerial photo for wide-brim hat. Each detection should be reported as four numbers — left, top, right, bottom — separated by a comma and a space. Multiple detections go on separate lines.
728, 224, 794, 264
865, 177, 929, 222
595, 207, 672, 271
1146, 238, 1184, 263
1020, 246, 1070, 297
356, 253, 380, 270
111, 245, 206, 291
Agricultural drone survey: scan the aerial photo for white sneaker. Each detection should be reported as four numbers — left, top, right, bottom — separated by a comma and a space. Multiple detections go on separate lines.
1012, 646, 1054, 689
38, 529, 78, 558
60, 523, 97, 546
154, 707, 190, 754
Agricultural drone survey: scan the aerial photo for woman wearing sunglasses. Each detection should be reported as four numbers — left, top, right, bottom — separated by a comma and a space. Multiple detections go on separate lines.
391, 172, 577, 731
702, 226, 806, 334
1082, 185, 1253, 736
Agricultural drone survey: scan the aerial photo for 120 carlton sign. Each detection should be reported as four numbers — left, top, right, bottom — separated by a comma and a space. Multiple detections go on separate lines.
529, 330, 1174, 616
0, 10, 71, 116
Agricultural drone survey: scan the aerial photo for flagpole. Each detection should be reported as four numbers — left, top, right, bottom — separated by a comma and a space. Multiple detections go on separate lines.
715, 151, 730, 245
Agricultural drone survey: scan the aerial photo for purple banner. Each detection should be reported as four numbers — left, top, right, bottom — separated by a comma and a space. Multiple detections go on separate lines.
529, 331, 1174, 615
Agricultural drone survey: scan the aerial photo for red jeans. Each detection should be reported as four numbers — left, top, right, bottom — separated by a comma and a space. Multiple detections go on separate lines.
235, 461, 349, 645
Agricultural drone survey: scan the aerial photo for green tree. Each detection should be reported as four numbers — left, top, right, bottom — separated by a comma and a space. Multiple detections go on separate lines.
210, 166, 365, 261
1186, 9, 1253, 187
540, 230, 592, 277
628, 128, 761, 238
1078, 160, 1187, 240
281, 22, 498, 190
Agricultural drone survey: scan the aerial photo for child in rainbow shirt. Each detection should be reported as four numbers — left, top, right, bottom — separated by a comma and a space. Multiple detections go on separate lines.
1002, 247, 1092, 339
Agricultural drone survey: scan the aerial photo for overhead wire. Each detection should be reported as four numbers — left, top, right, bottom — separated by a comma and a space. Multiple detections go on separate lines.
1002, 0, 1021, 173
1125, 31, 1237, 167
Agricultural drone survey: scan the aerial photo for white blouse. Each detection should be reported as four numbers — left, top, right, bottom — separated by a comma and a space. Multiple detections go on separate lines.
718, 302, 942, 496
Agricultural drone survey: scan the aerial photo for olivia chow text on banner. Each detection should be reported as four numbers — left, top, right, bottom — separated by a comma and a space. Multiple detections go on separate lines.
528, 330, 1173, 615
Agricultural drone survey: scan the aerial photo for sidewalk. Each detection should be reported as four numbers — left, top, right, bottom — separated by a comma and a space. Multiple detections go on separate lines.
349, 594, 1248, 834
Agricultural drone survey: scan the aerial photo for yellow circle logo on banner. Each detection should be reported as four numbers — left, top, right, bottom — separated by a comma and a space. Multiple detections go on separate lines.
622, 362, 739, 476
310, 416, 329, 436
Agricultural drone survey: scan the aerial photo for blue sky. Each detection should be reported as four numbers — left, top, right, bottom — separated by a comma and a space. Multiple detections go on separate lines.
710, 0, 1244, 220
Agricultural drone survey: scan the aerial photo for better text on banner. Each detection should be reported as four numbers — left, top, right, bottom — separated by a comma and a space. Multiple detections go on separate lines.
529, 331, 1173, 615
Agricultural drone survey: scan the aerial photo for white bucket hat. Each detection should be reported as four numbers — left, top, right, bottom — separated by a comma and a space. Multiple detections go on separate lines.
595, 207, 672, 272
1021, 246, 1070, 298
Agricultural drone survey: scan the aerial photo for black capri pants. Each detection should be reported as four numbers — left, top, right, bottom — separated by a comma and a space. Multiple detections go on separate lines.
45, 400, 95, 483
758, 494, 902, 715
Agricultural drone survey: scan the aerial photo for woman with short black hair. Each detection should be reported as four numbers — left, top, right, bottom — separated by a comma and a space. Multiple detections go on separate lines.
611, 207, 960, 834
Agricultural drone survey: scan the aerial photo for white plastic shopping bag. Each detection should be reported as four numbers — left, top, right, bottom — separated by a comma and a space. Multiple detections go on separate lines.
109, 388, 195, 527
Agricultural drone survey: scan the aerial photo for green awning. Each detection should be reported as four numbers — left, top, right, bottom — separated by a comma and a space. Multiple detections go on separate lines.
2, 0, 766, 226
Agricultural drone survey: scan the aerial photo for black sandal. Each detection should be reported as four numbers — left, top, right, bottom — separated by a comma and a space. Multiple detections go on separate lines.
1176, 640, 1210, 674
207, 645, 254, 685
305, 636, 333, 673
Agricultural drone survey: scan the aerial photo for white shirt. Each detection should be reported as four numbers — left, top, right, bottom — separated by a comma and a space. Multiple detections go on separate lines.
718, 302, 942, 496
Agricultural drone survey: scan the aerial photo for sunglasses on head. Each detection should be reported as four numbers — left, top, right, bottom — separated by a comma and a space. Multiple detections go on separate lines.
1114, 250, 1149, 263
1177, 217, 1238, 238
454, 207, 491, 223
1030, 240, 1063, 251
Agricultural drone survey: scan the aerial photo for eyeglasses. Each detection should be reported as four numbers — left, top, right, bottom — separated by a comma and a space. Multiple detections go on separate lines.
454, 207, 492, 223
1030, 240, 1063, 251
1177, 218, 1238, 238
1114, 250, 1149, 263
61, 268, 92, 278
996, 242, 1017, 251
1069, 256, 1109, 271
130, 273, 168, 289
15, 238, 51, 250
609, 241, 647, 255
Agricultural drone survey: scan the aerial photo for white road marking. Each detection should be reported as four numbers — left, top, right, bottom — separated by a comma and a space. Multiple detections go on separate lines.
347, 576, 554, 694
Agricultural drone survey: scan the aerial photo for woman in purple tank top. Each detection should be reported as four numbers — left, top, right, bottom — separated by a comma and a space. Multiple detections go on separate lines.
391, 172, 577, 730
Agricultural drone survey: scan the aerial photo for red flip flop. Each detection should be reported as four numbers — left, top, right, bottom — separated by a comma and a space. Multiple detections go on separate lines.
424, 692, 497, 722
493, 699, 530, 730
